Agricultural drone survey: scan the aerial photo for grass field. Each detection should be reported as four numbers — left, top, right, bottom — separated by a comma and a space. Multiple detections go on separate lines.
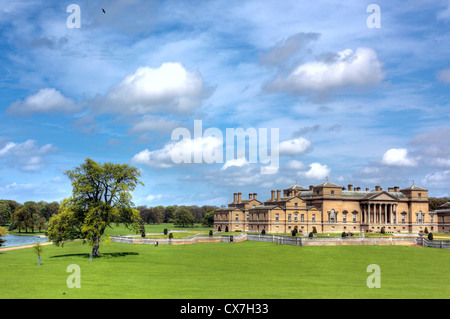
1, 238, 449, 299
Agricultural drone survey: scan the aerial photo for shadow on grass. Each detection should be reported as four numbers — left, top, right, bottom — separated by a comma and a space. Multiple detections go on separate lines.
50, 252, 139, 259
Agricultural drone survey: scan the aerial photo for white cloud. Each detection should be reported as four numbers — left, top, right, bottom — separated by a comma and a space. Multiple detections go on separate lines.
422, 170, 450, 189
94, 62, 210, 115
279, 137, 311, 156
285, 160, 305, 170
7, 88, 78, 115
265, 47, 385, 95
0, 139, 57, 171
131, 136, 223, 169
381, 148, 417, 167
221, 157, 248, 170
304, 162, 331, 180
129, 115, 182, 134
145, 194, 163, 202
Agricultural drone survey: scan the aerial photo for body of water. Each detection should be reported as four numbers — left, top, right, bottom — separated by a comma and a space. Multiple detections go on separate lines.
1, 235, 49, 248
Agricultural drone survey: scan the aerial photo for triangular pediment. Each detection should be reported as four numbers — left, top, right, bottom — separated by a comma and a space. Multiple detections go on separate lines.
366, 191, 398, 201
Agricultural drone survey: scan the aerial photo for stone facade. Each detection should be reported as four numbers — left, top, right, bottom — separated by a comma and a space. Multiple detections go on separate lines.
435, 201, 450, 233
214, 180, 438, 234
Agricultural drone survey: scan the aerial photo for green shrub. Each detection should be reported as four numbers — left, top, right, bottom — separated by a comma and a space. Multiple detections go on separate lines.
225, 226, 229, 232
163, 228, 168, 235
428, 232, 433, 241
168, 232, 173, 239
292, 228, 297, 237
341, 231, 347, 238
261, 229, 266, 235
424, 227, 428, 234
309, 232, 314, 238
218, 226, 221, 232
209, 230, 213, 236
380, 227, 385, 234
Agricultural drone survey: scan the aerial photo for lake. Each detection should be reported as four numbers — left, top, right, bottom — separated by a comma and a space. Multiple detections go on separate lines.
1, 235, 49, 248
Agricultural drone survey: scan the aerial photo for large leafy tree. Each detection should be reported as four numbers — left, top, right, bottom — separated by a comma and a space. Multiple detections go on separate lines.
47, 158, 144, 256
173, 206, 195, 227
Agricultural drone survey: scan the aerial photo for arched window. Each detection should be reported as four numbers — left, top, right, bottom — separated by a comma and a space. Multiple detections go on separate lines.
342, 210, 348, 223
352, 210, 358, 223
330, 209, 335, 223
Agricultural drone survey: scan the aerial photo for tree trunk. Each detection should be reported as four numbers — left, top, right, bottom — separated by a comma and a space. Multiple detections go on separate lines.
92, 237, 101, 257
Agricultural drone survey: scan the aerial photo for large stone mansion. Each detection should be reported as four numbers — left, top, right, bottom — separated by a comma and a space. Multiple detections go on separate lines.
214, 180, 438, 234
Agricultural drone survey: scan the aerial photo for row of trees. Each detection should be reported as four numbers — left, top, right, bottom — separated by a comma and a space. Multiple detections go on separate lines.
429, 197, 450, 211
137, 205, 217, 227
0, 199, 60, 233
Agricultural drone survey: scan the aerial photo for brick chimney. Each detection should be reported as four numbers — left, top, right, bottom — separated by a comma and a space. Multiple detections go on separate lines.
277, 189, 281, 201
309, 185, 314, 191
388, 187, 394, 192
271, 190, 275, 201
238, 192, 242, 203
375, 185, 381, 191
249, 193, 253, 200
233, 193, 237, 203
366, 187, 369, 192
394, 186, 399, 192
348, 184, 353, 191
253, 193, 257, 200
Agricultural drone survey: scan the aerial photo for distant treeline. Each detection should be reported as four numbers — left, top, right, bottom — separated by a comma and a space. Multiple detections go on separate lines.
429, 197, 450, 211
137, 205, 218, 227
0, 199, 219, 231
0, 200, 60, 233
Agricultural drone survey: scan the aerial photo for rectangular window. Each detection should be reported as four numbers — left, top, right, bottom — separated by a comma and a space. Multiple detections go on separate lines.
331, 190, 335, 197
418, 193, 422, 199
300, 214, 304, 223
431, 215, 434, 223
343, 214, 347, 223
275, 214, 279, 222
247, 214, 249, 221
235, 214, 239, 221
295, 203, 298, 208
295, 214, 299, 222
288, 214, 291, 222
312, 214, 316, 223
402, 215, 405, 224
353, 214, 356, 222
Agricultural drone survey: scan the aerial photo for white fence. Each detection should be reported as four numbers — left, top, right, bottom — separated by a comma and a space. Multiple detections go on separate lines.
416, 237, 450, 249
110, 233, 449, 248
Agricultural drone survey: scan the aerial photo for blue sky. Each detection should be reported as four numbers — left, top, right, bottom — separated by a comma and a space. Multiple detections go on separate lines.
0, 0, 450, 206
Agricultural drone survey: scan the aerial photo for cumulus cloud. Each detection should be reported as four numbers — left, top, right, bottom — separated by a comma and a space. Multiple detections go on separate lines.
422, 170, 450, 189
7, 88, 78, 115
131, 136, 223, 169
265, 47, 385, 96
381, 148, 417, 167
279, 137, 311, 156
221, 157, 248, 170
93, 62, 210, 115
0, 139, 57, 171
304, 162, 331, 180
285, 160, 305, 170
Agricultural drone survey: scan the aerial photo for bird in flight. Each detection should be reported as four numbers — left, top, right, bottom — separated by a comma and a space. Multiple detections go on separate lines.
102, 8, 106, 14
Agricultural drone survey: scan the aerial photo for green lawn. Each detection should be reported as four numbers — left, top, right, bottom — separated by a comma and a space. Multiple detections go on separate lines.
1, 239, 449, 299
